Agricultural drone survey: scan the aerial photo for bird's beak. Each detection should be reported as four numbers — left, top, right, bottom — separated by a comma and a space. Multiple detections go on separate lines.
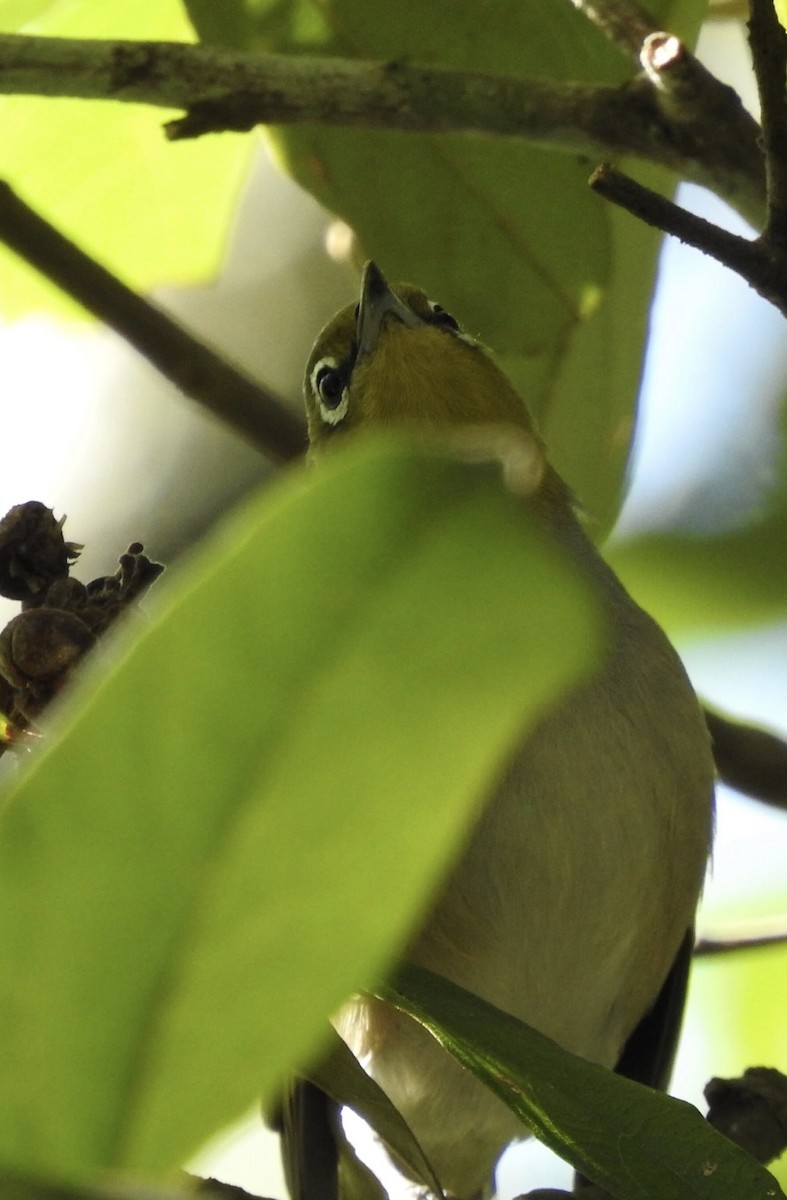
356, 261, 423, 360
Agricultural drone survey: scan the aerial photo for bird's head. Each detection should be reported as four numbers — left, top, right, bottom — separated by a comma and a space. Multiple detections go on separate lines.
306, 261, 538, 433
304, 262, 573, 511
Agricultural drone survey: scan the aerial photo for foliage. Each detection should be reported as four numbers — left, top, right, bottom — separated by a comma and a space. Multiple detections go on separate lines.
0, 0, 250, 317
183, 0, 706, 535
0, 0, 785, 1199
0, 436, 599, 1178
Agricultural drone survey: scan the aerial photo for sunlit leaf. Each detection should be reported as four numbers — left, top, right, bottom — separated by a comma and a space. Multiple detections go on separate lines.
0, 435, 600, 1178
0, 0, 57, 32
0, 0, 251, 319
607, 508, 787, 634
381, 964, 785, 1200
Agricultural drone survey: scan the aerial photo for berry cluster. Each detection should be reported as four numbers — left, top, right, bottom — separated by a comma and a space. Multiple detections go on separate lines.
0, 501, 163, 748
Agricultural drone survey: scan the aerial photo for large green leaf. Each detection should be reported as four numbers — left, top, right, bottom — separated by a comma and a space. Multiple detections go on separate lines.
0, 0, 251, 318
0, 1170, 198, 1200
0, 0, 57, 32
381, 964, 785, 1200
607, 507, 787, 634
0, 435, 600, 1179
185, 0, 707, 533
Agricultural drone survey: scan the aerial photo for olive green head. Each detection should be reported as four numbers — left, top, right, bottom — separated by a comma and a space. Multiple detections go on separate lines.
304, 263, 541, 449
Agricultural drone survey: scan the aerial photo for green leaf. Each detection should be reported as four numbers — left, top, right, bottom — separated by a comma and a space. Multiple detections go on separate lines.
185, 0, 707, 533
607, 508, 787, 634
0, 0, 58, 32
0, 1169, 197, 1200
0, 0, 251, 319
0, 435, 600, 1179
605, 385, 787, 635
380, 964, 786, 1200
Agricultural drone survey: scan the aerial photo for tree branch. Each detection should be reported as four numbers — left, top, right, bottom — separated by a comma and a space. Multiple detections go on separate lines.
0, 181, 306, 464
589, 163, 787, 314
705, 709, 787, 811
695, 931, 787, 956
748, 0, 787, 246
0, 33, 766, 229
587, 0, 787, 319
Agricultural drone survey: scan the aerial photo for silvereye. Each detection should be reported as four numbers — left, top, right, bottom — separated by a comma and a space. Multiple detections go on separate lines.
300, 262, 715, 1199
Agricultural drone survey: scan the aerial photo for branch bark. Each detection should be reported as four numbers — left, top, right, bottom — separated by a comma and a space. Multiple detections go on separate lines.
0, 33, 766, 229
748, 0, 787, 246
705, 708, 787, 811
589, 163, 787, 312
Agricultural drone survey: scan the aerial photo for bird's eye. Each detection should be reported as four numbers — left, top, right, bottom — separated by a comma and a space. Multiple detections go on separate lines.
426, 300, 461, 332
310, 356, 350, 427
315, 364, 344, 409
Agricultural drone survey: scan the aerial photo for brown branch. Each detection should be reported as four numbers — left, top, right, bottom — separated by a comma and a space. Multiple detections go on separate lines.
748, 0, 787, 246
639, 29, 758, 138
0, 33, 766, 229
705, 709, 787, 810
0, 181, 306, 464
571, 0, 762, 157
587, 0, 787, 320
695, 932, 787, 956
589, 163, 787, 314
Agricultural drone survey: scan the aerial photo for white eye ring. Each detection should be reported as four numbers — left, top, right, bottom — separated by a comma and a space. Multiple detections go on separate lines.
425, 298, 476, 344
311, 356, 349, 426
426, 299, 461, 332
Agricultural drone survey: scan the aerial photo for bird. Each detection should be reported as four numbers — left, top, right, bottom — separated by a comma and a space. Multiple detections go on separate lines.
297, 260, 715, 1199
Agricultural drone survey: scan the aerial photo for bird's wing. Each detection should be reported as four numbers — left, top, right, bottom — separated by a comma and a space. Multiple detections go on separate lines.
614, 925, 695, 1091
275, 1078, 340, 1200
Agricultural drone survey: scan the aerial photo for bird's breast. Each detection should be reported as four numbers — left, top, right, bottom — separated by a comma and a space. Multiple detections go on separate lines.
338, 519, 714, 1197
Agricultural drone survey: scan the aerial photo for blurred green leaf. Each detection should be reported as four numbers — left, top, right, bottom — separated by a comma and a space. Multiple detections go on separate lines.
185, 0, 706, 533
0, 435, 600, 1179
0, 1169, 195, 1200
607, 509, 787, 635
0, 0, 57, 32
382, 964, 785, 1200
606, 395, 787, 632
0, 0, 251, 318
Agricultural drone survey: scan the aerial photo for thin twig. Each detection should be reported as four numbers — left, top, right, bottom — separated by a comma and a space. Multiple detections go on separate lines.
705, 709, 787, 810
695, 932, 787, 956
0, 34, 766, 228
0, 181, 306, 464
748, 0, 787, 246
589, 163, 787, 314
